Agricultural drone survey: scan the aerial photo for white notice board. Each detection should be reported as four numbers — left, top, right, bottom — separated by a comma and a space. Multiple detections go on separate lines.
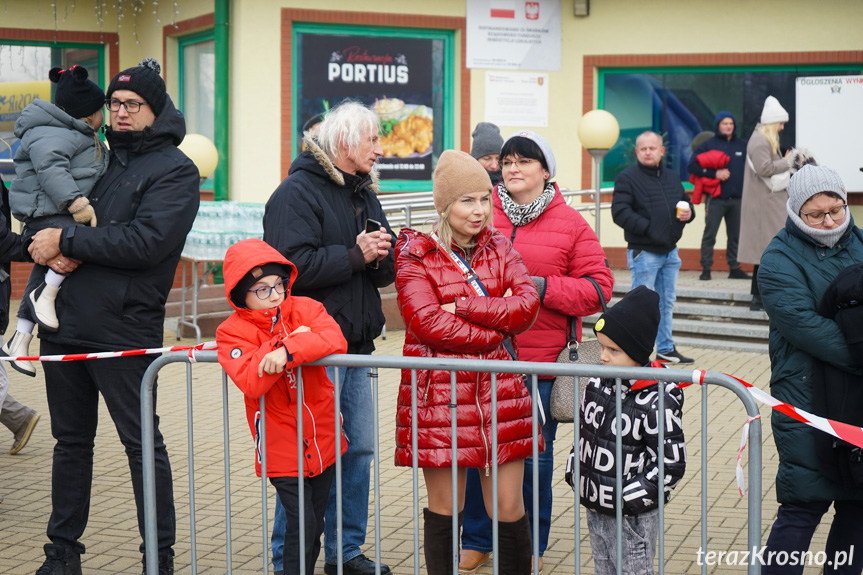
796, 76, 863, 192
485, 71, 549, 127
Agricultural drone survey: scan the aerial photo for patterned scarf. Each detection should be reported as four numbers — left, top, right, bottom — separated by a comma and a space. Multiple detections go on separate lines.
497, 181, 555, 228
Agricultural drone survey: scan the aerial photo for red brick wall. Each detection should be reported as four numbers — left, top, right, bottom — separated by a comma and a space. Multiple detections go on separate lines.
280, 9, 470, 181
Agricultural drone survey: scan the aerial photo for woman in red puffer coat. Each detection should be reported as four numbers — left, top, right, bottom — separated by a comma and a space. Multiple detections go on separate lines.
395, 149, 540, 575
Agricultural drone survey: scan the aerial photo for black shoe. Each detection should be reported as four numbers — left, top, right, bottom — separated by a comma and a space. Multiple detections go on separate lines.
656, 347, 694, 364
728, 268, 752, 280
36, 544, 82, 575
142, 554, 173, 575
749, 296, 765, 312
324, 554, 391, 575
699, 269, 711, 281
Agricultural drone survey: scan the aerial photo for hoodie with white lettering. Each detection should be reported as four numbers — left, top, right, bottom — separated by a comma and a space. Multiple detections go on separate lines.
565, 368, 686, 516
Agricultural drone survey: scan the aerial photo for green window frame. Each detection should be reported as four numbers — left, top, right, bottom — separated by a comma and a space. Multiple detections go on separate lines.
597, 64, 863, 189
292, 22, 456, 192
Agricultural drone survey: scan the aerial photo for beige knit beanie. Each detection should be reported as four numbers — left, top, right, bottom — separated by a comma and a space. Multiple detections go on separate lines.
433, 149, 493, 215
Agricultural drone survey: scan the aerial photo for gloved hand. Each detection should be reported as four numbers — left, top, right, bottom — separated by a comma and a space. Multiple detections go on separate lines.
68, 196, 98, 227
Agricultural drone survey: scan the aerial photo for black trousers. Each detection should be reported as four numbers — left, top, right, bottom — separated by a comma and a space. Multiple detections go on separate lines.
700, 196, 742, 271
271, 465, 335, 575
41, 340, 176, 556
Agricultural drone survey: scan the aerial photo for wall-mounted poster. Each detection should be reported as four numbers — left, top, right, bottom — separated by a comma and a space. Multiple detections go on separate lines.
298, 34, 436, 181
466, 0, 561, 71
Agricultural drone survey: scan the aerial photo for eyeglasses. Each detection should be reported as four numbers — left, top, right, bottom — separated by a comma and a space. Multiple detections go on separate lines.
501, 158, 538, 170
801, 204, 847, 225
106, 98, 148, 113
248, 279, 290, 300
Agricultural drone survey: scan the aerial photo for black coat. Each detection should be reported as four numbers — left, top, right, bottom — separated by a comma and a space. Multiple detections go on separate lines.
612, 162, 694, 255
0, 176, 26, 335
45, 96, 200, 349
263, 135, 395, 354
815, 262, 863, 488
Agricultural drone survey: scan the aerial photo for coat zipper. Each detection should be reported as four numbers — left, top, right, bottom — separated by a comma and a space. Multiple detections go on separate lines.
476, 353, 491, 476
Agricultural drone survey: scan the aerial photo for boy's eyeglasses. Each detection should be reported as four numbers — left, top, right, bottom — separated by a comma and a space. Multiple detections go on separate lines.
106, 98, 148, 113
248, 279, 289, 300
801, 204, 847, 225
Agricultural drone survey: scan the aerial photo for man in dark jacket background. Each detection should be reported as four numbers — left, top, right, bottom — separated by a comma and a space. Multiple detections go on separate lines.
612, 131, 695, 364
263, 100, 394, 575
687, 112, 750, 281
28, 59, 199, 575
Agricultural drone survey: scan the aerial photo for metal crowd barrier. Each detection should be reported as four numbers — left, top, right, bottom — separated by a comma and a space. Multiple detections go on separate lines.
141, 351, 762, 575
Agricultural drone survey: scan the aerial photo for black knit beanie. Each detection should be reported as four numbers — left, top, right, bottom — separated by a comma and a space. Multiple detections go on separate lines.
106, 58, 167, 116
50, 65, 105, 119
593, 285, 660, 366
230, 263, 293, 308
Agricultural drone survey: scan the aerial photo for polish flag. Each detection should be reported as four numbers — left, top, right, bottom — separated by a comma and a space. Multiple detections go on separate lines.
490, 0, 516, 18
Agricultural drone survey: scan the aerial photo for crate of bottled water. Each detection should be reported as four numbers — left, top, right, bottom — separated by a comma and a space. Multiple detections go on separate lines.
182, 201, 265, 260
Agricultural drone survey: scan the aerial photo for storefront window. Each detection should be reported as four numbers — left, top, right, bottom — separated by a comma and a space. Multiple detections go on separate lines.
0, 43, 102, 176
599, 66, 863, 186
178, 32, 216, 188
294, 24, 454, 192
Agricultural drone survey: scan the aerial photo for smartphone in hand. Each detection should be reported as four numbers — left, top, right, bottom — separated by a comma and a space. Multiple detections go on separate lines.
365, 218, 382, 269
365, 218, 382, 234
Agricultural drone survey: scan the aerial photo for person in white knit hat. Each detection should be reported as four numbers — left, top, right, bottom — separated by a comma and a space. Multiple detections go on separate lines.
738, 95, 794, 311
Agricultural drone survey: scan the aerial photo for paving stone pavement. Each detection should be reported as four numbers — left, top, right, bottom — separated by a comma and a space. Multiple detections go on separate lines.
0, 274, 836, 573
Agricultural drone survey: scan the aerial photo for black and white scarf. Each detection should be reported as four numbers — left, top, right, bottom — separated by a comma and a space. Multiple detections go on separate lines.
497, 181, 555, 228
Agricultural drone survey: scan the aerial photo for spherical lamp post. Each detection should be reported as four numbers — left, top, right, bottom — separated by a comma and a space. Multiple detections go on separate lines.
577, 110, 620, 239
178, 133, 219, 185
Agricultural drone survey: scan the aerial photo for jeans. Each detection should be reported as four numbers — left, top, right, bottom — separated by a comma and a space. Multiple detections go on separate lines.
41, 340, 176, 556
462, 378, 558, 556
270, 465, 336, 575
628, 247, 681, 355
762, 500, 863, 574
586, 508, 659, 575
700, 196, 742, 271
324, 365, 375, 565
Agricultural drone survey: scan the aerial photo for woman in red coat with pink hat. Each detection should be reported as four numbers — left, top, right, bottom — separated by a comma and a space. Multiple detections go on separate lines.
394, 149, 541, 575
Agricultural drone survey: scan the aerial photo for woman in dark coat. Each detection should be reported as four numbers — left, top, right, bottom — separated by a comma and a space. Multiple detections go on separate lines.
394, 150, 540, 575
758, 165, 863, 574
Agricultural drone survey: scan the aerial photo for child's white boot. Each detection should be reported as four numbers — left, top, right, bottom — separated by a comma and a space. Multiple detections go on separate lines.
29, 283, 61, 332
0, 331, 36, 377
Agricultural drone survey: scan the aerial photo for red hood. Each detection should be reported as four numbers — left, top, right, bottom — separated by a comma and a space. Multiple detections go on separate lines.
223, 239, 298, 312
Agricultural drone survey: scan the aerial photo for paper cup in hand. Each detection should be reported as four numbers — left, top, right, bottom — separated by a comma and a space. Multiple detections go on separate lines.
676, 201, 689, 217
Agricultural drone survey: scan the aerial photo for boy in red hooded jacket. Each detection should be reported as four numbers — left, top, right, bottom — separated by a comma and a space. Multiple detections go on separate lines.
217, 238, 348, 575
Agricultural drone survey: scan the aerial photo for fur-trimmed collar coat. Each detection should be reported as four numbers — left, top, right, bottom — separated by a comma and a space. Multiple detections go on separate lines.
262, 133, 395, 354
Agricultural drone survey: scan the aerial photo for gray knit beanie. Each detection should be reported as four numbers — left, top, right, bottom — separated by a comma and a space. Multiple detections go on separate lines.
470, 122, 504, 159
786, 165, 849, 247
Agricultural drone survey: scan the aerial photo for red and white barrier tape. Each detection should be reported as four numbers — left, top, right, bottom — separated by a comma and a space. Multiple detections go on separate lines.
1, 340, 218, 363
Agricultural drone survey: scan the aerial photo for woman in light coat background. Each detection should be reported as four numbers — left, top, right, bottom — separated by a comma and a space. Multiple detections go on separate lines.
738, 95, 792, 311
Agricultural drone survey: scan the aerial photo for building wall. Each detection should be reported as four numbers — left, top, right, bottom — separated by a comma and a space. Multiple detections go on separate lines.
4, 0, 863, 266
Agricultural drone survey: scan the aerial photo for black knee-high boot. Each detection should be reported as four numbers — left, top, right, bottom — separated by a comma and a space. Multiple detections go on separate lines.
497, 513, 532, 575
423, 508, 462, 575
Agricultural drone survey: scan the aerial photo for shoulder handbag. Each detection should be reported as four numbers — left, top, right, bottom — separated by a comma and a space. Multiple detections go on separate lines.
549, 276, 608, 423
747, 154, 790, 193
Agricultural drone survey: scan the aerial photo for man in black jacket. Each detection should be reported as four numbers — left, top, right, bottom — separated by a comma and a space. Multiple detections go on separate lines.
263, 100, 394, 575
612, 131, 695, 364
28, 59, 199, 575
687, 112, 750, 281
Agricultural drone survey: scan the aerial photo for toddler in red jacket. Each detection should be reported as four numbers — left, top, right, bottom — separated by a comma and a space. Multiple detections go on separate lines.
217, 238, 347, 575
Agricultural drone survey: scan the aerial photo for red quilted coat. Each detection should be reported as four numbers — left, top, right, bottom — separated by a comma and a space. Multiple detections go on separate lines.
217, 239, 348, 478
492, 184, 613, 366
394, 226, 542, 470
